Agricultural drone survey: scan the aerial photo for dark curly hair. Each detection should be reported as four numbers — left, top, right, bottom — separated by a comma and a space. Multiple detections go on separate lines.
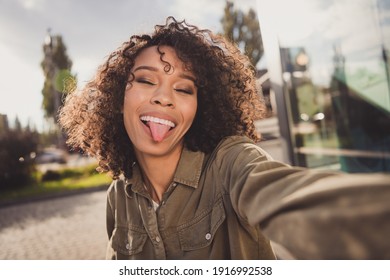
59, 17, 265, 179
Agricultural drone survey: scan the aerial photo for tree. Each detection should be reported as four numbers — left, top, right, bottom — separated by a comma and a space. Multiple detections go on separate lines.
0, 119, 38, 188
14, 116, 22, 132
41, 30, 76, 122
220, 1, 264, 68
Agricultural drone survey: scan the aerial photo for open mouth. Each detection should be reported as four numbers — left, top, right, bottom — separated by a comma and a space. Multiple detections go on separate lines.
140, 115, 176, 142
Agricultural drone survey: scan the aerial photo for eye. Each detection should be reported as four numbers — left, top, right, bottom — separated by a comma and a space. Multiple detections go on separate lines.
174, 88, 194, 95
136, 78, 156, 85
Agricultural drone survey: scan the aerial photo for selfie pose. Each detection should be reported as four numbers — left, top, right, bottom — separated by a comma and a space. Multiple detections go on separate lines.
59, 17, 390, 260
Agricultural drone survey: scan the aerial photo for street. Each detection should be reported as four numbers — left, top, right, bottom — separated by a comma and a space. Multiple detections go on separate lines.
0, 190, 107, 260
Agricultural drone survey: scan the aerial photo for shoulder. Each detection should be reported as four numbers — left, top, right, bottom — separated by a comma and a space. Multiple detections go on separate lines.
213, 136, 274, 162
203, 135, 281, 179
107, 176, 126, 191
106, 176, 127, 202
206, 136, 291, 183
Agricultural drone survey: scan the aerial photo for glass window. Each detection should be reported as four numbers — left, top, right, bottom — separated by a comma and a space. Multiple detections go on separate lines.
258, 0, 390, 172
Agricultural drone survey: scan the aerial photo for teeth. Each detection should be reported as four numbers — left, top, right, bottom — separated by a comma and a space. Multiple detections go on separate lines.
140, 116, 175, 127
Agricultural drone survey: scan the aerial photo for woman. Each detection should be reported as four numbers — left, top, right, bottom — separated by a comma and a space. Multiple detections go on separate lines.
59, 17, 390, 259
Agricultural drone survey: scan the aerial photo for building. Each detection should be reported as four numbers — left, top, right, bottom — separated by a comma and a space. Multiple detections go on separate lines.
0, 114, 9, 132
257, 0, 390, 173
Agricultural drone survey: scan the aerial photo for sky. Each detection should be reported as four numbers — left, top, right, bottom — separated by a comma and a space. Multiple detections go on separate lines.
0, 0, 257, 131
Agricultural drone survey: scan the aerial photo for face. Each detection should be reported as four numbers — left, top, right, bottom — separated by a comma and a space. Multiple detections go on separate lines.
123, 46, 198, 158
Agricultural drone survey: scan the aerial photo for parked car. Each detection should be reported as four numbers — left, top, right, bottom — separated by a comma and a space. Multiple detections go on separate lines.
35, 149, 67, 164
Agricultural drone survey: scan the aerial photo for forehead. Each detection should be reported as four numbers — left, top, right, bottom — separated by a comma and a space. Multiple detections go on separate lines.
133, 46, 193, 74
135, 46, 178, 66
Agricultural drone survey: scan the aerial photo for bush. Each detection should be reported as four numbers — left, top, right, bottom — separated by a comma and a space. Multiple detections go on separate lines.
41, 164, 99, 182
0, 129, 38, 189
41, 170, 61, 181
58, 168, 83, 178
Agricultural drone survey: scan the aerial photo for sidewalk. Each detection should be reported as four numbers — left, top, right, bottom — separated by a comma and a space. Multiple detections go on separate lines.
0, 184, 109, 209
0, 190, 107, 260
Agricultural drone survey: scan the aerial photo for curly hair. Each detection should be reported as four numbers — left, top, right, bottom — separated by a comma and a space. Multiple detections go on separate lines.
59, 16, 265, 179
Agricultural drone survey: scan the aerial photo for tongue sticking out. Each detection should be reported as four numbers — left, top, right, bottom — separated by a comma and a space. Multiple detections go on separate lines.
148, 122, 171, 142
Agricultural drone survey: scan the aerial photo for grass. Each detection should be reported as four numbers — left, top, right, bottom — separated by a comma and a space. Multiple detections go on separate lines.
0, 164, 112, 204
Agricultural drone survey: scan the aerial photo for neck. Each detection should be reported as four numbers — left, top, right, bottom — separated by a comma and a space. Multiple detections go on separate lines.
135, 146, 183, 202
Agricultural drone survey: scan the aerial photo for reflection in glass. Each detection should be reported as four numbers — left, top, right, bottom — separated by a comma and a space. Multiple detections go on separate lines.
277, 0, 390, 172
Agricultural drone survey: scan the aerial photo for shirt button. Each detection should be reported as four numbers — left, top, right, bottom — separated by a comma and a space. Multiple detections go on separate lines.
126, 243, 130, 250
172, 182, 177, 187
155, 236, 161, 243
205, 233, 212, 240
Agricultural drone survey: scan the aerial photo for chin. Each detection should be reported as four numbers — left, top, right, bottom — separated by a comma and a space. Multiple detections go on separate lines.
134, 139, 183, 157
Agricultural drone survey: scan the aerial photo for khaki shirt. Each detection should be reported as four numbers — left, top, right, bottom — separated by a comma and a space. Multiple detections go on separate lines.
106, 136, 390, 259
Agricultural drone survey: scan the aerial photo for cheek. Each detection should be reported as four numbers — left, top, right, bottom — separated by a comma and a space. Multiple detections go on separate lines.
122, 92, 138, 126
122, 96, 131, 116
124, 89, 136, 103
123, 89, 142, 112
183, 98, 198, 125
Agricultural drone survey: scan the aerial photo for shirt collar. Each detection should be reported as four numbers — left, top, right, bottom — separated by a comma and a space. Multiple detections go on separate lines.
124, 146, 205, 196
173, 146, 205, 188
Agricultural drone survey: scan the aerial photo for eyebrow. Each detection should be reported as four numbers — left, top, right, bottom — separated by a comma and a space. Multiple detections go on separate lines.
133, 65, 158, 72
133, 65, 196, 83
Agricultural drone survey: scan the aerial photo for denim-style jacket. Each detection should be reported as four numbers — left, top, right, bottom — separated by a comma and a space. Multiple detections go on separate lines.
106, 136, 390, 259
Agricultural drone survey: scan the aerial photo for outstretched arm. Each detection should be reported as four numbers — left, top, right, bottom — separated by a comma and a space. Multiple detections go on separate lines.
217, 137, 390, 259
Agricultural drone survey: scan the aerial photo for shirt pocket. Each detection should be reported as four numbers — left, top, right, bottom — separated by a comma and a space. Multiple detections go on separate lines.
111, 225, 148, 256
178, 198, 226, 251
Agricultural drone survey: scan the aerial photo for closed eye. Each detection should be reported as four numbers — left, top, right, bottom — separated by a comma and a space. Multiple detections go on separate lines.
174, 88, 193, 95
136, 78, 156, 85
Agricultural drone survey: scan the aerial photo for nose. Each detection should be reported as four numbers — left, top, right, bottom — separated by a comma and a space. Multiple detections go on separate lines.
150, 85, 175, 108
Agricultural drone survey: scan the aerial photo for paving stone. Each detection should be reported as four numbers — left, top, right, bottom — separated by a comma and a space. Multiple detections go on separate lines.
0, 190, 107, 260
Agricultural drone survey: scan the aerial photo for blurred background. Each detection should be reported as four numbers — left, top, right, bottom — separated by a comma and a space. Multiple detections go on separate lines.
0, 0, 389, 259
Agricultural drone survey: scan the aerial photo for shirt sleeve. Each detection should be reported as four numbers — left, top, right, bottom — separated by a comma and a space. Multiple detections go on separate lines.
217, 136, 390, 259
